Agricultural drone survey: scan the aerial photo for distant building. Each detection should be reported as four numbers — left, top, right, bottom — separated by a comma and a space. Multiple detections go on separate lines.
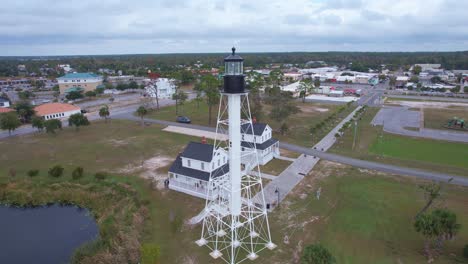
355, 75, 370, 84
57, 64, 72, 73
284, 72, 302, 81
98, 68, 116, 75
145, 78, 176, 99
17, 65, 27, 72
281, 81, 301, 96
34, 103, 81, 120
336, 76, 355, 83
0, 97, 11, 108
368, 77, 379, 85
414, 64, 441, 71
57, 73, 103, 94
329, 90, 344, 97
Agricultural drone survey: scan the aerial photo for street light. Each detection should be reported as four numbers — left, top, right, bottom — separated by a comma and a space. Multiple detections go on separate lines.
274, 187, 280, 207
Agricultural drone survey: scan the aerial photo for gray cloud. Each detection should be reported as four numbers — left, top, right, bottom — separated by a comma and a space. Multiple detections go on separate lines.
1, 0, 468, 55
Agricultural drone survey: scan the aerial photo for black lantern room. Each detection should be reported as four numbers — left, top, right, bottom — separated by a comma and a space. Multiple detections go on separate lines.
223, 47, 245, 94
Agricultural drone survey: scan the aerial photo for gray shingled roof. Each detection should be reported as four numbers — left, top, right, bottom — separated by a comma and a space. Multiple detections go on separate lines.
241, 123, 268, 136
241, 138, 278, 150
180, 142, 214, 162
169, 154, 229, 181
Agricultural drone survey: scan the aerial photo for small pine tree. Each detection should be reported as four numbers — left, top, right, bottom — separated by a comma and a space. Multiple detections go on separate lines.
72, 167, 84, 180
94, 172, 107, 180
27, 169, 39, 177
48, 165, 64, 178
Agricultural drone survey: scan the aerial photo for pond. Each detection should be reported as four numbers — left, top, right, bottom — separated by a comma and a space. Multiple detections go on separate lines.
0, 204, 99, 264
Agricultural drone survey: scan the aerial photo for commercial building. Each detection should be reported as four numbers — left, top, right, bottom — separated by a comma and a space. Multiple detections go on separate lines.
0, 97, 11, 108
34, 103, 81, 120
57, 73, 103, 94
145, 78, 176, 99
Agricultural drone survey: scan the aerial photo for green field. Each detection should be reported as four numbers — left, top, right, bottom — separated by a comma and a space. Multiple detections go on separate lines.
259, 158, 292, 175
370, 134, 468, 169
265, 162, 468, 264
424, 107, 468, 131
147, 99, 356, 147
330, 107, 468, 177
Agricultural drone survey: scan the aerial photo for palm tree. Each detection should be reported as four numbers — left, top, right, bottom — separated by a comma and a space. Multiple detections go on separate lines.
136, 106, 148, 127
99, 106, 110, 123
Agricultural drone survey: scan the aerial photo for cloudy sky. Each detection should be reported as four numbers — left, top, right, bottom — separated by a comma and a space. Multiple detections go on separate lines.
2, 0, 468, 55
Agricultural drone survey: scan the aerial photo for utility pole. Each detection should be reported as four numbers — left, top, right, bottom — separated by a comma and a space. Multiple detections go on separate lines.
352, 120, 358, 150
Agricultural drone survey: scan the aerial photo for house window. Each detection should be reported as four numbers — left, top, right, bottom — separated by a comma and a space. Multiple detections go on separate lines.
187, 160, 191, 167
212, 163, 214, 169
242, 135, 244, 140
223, 157, 225, 163
218, 159, 220, 166
201, 162, 205, 170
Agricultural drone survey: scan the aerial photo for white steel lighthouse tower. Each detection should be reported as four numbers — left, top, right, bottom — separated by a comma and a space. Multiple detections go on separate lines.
196, 48, 276, 263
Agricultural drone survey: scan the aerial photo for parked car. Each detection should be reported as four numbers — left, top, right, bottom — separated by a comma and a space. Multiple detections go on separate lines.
176, 116, 191, 123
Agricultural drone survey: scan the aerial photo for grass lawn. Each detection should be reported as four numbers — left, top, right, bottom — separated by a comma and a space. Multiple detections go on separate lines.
424, 107, 468, 131
265, 161, 468, 264
0, 120, 215, 263
330, 107, 468, 177
147, 99, 356, 147
369, 134, 468, 169
2, 119, 468, 263
0, 119, 198, 176
260, 158, 292, 175
386, 97, 464, 103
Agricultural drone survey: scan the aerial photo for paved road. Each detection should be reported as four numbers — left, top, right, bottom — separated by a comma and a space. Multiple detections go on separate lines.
115, 115, 468, 187
280, 142, 468, 187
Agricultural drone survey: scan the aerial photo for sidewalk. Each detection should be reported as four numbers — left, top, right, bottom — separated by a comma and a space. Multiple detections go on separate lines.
258, 106, 363, 210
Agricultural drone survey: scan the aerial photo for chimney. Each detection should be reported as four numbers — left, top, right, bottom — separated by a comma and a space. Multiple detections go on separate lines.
201, 136, 207, 144
252, 117, 257, 124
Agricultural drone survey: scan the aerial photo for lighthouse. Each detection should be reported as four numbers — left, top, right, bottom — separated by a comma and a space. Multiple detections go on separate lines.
196, 48, 276, 264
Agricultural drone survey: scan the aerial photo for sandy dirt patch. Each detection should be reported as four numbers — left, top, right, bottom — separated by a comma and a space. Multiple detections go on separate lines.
163, 126, 227, 140
116, 155, 173, 189
300, 105, 330, 113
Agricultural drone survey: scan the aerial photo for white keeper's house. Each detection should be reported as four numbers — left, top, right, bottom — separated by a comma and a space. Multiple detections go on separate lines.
168, 142, 229, 199
241, 122, 280, 166
167, 122, 280, 199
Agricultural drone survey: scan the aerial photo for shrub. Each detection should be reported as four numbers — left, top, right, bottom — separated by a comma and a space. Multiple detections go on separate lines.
464, 244, 468, 259
140, 243, 160, 264
72, 167, 84, 180
301, 244, 335, 264
334, 133, 340, 138
27, 169, 39, 177
48, 165, 64, 178
94, 172, 107, 180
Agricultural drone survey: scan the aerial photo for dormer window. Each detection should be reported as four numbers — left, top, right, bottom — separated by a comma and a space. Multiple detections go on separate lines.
188, 160, 191, 167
